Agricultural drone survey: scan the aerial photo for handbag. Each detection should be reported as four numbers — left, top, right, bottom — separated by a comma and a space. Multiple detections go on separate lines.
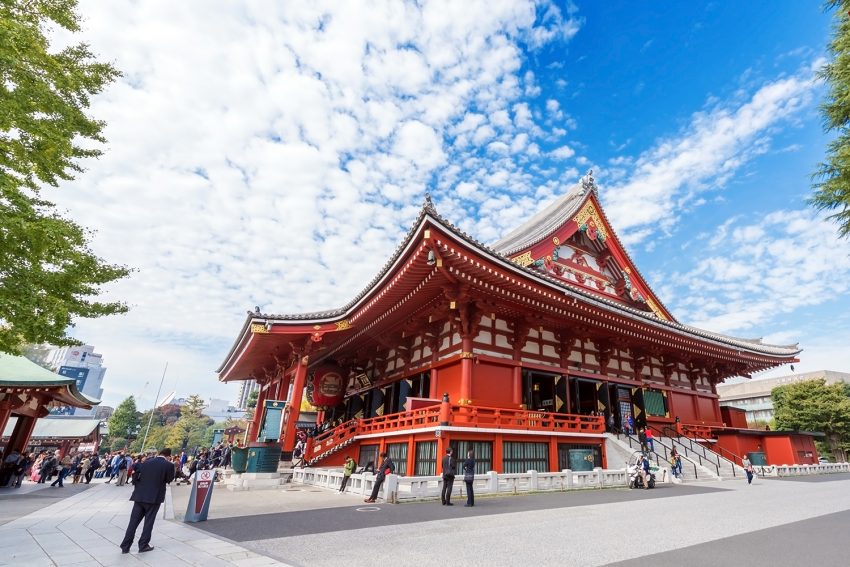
463, 472, 474, 482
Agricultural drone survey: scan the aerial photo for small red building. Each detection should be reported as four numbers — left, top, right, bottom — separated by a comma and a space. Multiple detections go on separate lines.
218, 172, 801, 473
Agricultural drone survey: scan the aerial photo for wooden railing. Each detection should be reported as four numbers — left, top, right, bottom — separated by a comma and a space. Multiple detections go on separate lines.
306, 404, 604, 462
449, 405, 604, 433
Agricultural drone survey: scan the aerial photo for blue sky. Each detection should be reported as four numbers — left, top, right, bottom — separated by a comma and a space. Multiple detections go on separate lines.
50, 1, 849, 409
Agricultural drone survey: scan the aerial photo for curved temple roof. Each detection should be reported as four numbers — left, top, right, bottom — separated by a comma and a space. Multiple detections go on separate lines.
219, 175, 799, 377
0, 353, 100, 409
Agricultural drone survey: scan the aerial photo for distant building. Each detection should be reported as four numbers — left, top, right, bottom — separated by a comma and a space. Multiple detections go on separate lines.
235, 379, 258, 410
93, 405, 114, 420
717, 370, 850, 425
25, 345, 107, 417
172, 396, 246, 422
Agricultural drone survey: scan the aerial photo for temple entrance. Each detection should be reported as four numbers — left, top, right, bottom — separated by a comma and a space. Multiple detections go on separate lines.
522, 370, 559, 412
569, 377, 600, 415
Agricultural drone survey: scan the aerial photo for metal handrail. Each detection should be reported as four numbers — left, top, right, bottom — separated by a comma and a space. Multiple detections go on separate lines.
614, 428, 697, 479
653, 424, 720, 478
634, 427, 698, 479
658, 424, 740, 478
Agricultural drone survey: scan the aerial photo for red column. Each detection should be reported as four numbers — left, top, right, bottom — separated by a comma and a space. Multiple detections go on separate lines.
248, 382, 269, 442
460, 336, 473, 405
549, 437, 558, 472
282, 357, 309, 452
512, 365, 522, 407
0, 402, 13, 448
277, 372, 292, 402
8, 415, 37, 455
428, 368, 438, 399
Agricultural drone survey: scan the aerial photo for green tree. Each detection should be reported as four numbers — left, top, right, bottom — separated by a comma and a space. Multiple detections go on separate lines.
107, 396, 140, 441
165, 395, 213, 452
813, 1, 850, 238
0, 0, 129, 354
109, 436, 127, 452
773, 379, 850, 462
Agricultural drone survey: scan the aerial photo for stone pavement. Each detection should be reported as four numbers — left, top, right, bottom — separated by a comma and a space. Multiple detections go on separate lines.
0, 480, 292, 567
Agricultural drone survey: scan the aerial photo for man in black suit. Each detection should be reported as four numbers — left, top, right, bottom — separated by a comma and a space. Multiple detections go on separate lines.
441, 447, 456, 506
120, 448, 176, 554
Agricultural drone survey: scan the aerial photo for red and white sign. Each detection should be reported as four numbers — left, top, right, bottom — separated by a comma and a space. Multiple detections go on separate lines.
194, 470, 213, 514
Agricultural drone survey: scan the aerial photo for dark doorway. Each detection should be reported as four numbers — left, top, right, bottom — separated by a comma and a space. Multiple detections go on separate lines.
569, 377, 600, 415
522, 370, 559, 412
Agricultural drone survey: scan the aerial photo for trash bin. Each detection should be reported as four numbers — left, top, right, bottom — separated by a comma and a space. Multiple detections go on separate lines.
747, 451, 767, 466
231, 447, 249, 473
246, 443, 282, 473
568, 449, 595, 471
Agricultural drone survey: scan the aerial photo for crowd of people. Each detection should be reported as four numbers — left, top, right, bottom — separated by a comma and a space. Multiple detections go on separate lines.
0, 440, 239, 489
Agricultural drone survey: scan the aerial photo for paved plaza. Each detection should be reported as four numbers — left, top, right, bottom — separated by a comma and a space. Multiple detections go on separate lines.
2, 473, 849, 566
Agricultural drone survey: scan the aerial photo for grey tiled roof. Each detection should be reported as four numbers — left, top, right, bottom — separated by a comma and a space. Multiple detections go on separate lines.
248, 188, 799, 359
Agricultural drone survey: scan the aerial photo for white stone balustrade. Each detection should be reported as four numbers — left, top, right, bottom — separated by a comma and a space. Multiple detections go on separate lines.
290, 466, 642, 503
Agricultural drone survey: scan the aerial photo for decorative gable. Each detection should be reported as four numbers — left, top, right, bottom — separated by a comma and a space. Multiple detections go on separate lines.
498, 174, 674, 322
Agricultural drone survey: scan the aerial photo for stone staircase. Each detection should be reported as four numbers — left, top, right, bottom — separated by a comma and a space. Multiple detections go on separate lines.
655, 436, 745, 481
606, 432, 742, 482
307, 437, 356, 466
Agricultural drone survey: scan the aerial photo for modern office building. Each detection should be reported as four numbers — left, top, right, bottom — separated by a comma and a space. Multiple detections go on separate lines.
717, 370, 850, 425
25, 345, 107, 416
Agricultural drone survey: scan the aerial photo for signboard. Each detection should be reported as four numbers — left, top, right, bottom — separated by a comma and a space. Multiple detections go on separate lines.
184, 469, 215, 522
259, 400, 283, 442
58, 366, 90, 390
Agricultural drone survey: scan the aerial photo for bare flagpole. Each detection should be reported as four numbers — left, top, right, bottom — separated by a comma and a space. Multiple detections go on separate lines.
140, 362, 168, 453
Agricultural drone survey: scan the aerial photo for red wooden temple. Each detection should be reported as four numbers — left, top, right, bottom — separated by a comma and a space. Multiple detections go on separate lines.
217, 172, 800, 473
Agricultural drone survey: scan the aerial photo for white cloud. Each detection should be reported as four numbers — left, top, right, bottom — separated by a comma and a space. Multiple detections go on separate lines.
602, 64, 819, 246
550, 145, 575, 159
50, 0, 582, 407
667, 209, 850, 336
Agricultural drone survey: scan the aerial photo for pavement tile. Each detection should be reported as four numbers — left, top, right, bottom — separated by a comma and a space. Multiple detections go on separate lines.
218, 551, 261, 561
231, 557, 283, 567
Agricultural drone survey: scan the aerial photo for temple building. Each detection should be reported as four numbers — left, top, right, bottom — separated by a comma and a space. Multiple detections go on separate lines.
218, 172, 801, 473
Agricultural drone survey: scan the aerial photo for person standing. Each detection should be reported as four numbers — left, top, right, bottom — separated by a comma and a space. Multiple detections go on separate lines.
462, 450, 475, 507
364, 452, 394, 503
742, 456, 754, 485
638, 428, 648, 453
339, 455, 356, 493
85, 454, 100, 484
51, 453, 72, 487
116, 453, 130, 486
440, 447, 456, 506
120, 448, 175, 554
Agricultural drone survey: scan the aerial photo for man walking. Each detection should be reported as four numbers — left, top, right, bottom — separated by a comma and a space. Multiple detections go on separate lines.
440, 447, 456, 506
120, 448, 175, 554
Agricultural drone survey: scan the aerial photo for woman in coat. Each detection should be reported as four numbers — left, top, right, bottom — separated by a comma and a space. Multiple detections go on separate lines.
462, 449, 475, 507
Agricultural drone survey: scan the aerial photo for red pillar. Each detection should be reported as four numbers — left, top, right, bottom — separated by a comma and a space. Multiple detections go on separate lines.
277, 372, 292, 402
512, 365, 522, 407
0, 402, 13, 450
248, 382, 269, 442
8, 415, 37, 455
460, 336, 473, 405
548, 437, 558, 472
428, 368, 438, 400
282, 357, 309, 452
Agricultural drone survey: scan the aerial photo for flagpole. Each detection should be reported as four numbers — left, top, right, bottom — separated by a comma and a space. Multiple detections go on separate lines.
140, 362, 168, 453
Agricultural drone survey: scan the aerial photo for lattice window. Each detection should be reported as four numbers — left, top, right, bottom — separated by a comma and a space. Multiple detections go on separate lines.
503, 441, 548, 473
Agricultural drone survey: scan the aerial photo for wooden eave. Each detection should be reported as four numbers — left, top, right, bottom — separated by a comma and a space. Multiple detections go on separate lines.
218, 193, 799, 383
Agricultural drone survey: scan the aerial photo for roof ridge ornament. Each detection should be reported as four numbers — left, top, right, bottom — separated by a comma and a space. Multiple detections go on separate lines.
423, 192, 436, 213
580, 170, 597, 195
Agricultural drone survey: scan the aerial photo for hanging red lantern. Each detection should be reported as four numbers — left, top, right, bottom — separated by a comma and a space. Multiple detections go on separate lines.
307, 364, 346, 409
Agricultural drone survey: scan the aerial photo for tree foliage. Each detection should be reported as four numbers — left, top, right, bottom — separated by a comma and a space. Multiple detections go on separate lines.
0, 0, 129, 354
772, 379, 850, 461
813, 1, 850, 238
107, 395, 140, 440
